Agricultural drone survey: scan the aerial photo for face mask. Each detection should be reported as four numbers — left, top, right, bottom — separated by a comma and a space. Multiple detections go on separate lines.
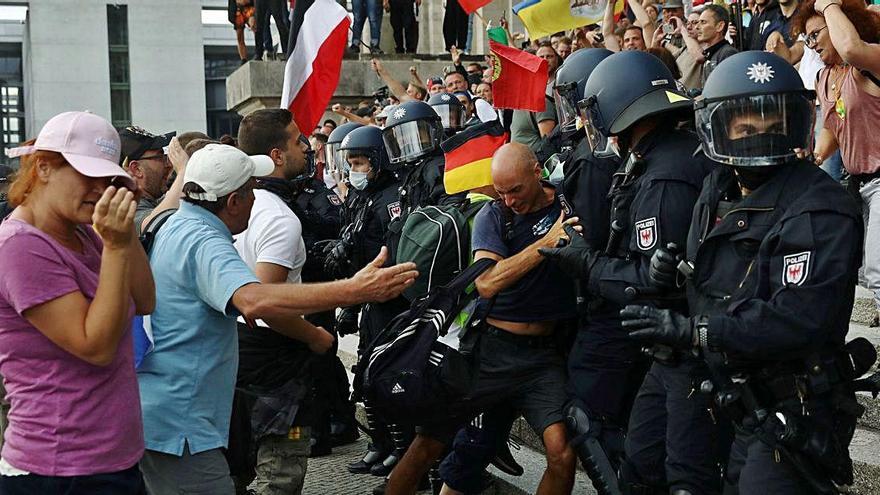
349, 170, 370, 190
734, 166, 777, 191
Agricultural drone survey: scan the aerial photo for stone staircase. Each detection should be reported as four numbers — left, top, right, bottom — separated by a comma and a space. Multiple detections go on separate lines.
337, 285, 880, 494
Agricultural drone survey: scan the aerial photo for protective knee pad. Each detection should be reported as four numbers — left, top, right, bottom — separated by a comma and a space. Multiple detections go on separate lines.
565, 402, 623, 495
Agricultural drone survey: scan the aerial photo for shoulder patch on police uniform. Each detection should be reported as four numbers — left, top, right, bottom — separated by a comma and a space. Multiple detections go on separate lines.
387, 201, 402, 219
783, 251, 810, 286
558, 194, 573, 216
635, 217, 658, 251
327, 194, 342, 206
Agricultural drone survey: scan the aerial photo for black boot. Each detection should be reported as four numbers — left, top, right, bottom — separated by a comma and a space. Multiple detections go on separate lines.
370, 423, 408, 476
349, 402, 390, 474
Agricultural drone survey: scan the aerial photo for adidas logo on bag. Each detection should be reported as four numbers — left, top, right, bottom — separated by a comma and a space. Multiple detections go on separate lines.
392, 382, 405, 394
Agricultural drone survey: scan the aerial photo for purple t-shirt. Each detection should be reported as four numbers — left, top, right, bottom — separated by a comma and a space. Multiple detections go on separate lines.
0, 219, 144, 476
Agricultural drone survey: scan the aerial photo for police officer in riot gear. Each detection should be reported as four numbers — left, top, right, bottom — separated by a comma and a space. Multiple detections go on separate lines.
427, 92, 467, 138
540, 50, 718, 494
382, 99, 463, 263
324, 125, 407, 478
621, 52, 866, 495
324, 122, 363, 201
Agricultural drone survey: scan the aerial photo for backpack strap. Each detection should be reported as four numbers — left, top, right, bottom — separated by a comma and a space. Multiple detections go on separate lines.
139, 208, 177, 254
445, 257, 497, 295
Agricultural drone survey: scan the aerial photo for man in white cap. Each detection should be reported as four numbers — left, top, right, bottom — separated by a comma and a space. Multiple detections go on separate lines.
137, 143, 418, 494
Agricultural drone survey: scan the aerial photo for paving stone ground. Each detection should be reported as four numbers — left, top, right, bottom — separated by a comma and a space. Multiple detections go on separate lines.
303, 436, 434, 495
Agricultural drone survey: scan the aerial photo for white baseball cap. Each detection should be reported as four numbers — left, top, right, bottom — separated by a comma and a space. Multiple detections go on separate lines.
183, 144, 274, 201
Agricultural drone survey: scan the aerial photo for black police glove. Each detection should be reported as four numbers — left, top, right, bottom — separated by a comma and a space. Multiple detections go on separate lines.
335, 306, 360, 336
620, 305, 696, 349
323, 239, 352, 279
538, 225, 601, 279
649, 243, 682, 290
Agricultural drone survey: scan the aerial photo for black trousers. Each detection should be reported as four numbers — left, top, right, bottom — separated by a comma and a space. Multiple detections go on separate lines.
442, 1, 468, 51
623, 359, 726, 494
254, 0, 290, 57
390, 0, 418, 53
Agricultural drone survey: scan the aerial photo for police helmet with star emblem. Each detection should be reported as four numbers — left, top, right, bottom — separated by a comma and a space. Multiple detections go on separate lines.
381, 100, 444, 166
696, 51, 815, 167
427, 92, 467, 134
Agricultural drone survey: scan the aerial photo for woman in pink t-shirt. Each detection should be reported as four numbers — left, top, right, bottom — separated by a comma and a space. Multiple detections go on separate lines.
794, 0, 880, 325
0, 112, 154, 494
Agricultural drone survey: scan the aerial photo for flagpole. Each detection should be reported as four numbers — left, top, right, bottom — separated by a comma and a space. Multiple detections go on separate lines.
472, 9, 488, 28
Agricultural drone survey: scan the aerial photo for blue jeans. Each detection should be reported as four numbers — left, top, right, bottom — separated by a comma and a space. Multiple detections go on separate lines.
351, 0, 382, 46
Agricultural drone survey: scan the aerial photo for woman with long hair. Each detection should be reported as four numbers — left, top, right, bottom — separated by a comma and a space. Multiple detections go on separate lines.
793, 0, 880, 326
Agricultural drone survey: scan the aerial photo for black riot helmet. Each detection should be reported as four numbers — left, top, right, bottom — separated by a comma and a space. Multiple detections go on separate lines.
338, 125, 391, 173
579, 51, 692, 150
427, 92, 466, 135
695, 51, 815, 167
325, 122, 362, 173
553, 48, 614, 134
382, 100, 445, 166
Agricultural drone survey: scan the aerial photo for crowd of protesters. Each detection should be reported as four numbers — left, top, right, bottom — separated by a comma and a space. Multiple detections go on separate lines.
0, 0, 879, 494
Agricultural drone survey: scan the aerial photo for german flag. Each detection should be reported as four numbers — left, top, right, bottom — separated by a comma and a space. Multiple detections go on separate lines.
440, 121, 508, 195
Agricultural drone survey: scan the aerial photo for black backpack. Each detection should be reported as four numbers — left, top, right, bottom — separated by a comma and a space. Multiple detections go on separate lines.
353, 258, 496, 422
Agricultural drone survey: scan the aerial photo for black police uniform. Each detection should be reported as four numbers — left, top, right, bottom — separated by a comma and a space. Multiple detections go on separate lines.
575, 127, 720, 495
560, 137, 651, 473
687, 163, 862, 494
288, 177, 358, 450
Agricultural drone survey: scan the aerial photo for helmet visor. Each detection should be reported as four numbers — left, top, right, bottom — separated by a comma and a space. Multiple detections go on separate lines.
578, 97, 611, 156
431, 104, 465, 131
324, 141, 349, 173
553, 82, 580, 134
697, 93, 814, 167
383, 120, 441, 164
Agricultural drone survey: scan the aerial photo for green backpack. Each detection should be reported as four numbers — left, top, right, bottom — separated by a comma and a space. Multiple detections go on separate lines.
397, 195, 492, 301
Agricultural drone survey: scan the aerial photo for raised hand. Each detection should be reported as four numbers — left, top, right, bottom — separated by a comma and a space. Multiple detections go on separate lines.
92, 186, 137, 250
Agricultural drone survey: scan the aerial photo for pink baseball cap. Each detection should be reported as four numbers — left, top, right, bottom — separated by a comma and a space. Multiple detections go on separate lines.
6, 111, 136, 190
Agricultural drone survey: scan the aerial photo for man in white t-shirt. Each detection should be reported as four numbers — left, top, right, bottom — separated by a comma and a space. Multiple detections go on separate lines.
232, 108, 322, 495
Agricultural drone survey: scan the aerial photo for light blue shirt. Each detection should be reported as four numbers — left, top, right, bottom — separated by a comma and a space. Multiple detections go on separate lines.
138, 202, 259, 456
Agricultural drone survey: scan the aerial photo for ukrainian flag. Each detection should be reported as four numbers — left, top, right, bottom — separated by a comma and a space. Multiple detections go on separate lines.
513, 0, 625, 40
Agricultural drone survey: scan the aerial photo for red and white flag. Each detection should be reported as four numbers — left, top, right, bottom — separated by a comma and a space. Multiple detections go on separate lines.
281, 0, 351, 134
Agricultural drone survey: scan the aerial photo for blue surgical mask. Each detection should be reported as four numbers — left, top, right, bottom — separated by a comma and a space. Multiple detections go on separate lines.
349, 170, 370, 190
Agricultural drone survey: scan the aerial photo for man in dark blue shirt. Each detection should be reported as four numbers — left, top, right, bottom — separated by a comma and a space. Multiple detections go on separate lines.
385, 142, 579, 495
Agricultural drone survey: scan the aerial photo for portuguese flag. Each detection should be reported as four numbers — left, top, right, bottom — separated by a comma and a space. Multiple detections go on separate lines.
489, 41, 548, 112
441, 121, 508, 194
